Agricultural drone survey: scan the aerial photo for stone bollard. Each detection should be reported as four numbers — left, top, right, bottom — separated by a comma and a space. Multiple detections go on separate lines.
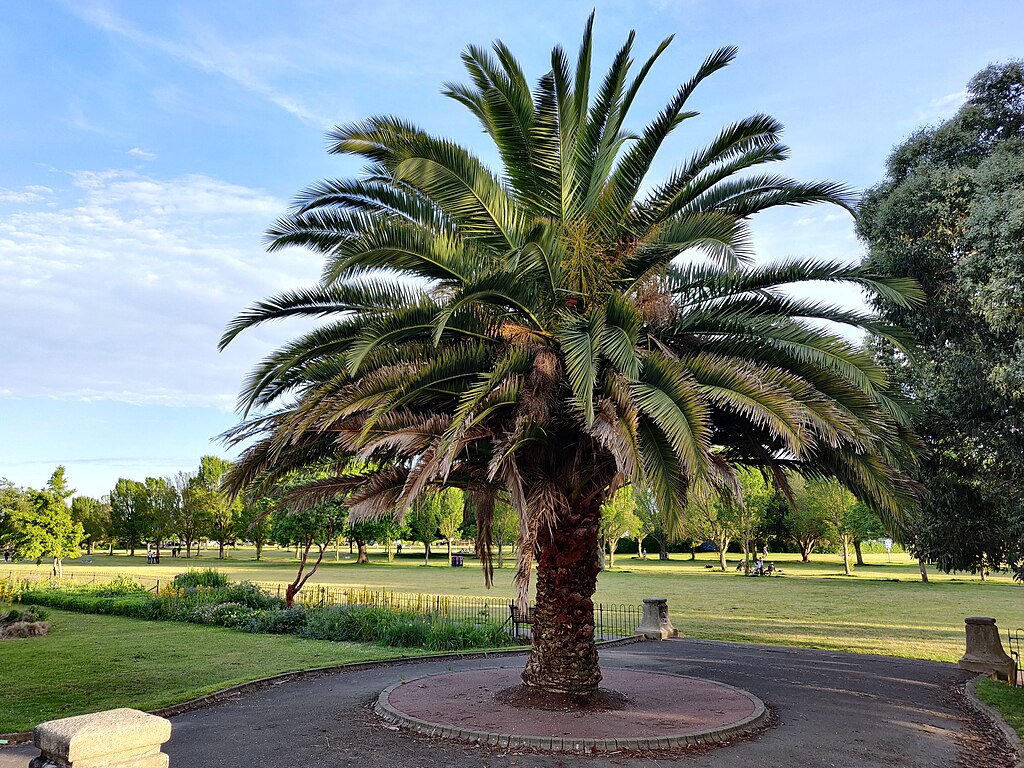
30, 709, 171, 768
635, 597, 678, 640
958, 616, 1015, 682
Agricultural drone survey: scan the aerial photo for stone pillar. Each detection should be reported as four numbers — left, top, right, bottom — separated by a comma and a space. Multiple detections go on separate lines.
635, 597, 678, 640
958, 616, 1015, 682
30, 709, 171, 768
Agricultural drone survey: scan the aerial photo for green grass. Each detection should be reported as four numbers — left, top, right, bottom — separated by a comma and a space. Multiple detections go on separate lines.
0, 605, 433, 734
976, 679, 1024, 741
7, 545, 1024, 664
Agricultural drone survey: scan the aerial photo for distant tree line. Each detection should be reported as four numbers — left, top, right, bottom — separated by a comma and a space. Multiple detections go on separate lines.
597, 470, 889, 574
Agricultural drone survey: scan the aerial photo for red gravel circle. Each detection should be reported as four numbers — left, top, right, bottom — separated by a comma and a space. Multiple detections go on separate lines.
376, 665, 767, 751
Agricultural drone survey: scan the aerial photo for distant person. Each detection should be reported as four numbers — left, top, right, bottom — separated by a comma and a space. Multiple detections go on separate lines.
761, 544, 769, 559
396, 543, 403, 554
3, 549, 8, 563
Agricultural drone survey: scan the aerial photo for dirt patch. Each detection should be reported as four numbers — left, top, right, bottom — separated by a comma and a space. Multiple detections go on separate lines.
494, 684, 630, 712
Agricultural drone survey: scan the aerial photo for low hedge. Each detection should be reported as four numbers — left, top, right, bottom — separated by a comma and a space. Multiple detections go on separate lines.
3, 576, 517, 652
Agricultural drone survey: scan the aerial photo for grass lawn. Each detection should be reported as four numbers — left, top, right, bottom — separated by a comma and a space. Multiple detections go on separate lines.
977, 679, 1024, 741
0, 605, 433, 734
8, 545, 1023, 664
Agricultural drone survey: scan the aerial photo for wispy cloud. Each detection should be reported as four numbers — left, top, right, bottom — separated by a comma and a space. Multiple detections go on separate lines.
68, 3, 339, 126
0, 186, 53, 204
0, 168, 320, 408
911, 89, 968, 125
128, 147, 157, 160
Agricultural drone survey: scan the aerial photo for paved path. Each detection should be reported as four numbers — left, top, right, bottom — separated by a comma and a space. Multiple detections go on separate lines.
3, 639, 1014, 768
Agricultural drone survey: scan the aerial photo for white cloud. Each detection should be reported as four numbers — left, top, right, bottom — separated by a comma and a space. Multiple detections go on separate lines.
0, 168, 322, 408
911, 89, 968, 125
68, 3, 342, 127
0, 186, 53, 204
128, 147, 158, 160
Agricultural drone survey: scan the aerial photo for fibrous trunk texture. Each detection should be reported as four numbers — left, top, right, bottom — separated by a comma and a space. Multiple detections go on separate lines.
521, 500, 601, 697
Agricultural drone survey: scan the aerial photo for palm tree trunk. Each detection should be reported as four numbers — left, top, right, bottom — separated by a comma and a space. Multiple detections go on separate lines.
854, 538, 865, 566
522, 500, 601, 697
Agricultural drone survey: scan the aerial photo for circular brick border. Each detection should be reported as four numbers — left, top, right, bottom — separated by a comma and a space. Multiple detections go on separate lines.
374, 667, 769, 752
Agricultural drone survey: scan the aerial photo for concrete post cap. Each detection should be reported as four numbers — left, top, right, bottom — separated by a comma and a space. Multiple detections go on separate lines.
34, 708, 172, 763
642, 597, 668, 603
965, 616, 998, 625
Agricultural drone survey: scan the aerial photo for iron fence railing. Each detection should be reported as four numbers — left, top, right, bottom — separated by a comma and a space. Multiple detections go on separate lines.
1009, 628, 1023, 687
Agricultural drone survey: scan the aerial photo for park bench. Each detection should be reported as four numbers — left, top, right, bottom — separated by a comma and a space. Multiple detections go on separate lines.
508, 602, 536, 638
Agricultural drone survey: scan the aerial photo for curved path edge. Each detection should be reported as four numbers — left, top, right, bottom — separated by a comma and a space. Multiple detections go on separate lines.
964, 675, 1024, 768
374, 668, 769, 753
0, 635, 642, 745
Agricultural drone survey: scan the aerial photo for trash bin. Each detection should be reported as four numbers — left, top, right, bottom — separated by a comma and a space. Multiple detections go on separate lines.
451, 555, 463, 567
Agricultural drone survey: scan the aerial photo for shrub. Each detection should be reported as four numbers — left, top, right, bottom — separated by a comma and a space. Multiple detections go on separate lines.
172, 569, 229, 589
243, 607, 308, 635
425, 620, 481, 651
381, 619, 431, 647
0, 578, 24, 604
98, 575, 146, 596
221, 582, 282, 610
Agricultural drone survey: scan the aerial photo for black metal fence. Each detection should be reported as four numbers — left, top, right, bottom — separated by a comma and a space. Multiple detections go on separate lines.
1009, 628, 1023, 686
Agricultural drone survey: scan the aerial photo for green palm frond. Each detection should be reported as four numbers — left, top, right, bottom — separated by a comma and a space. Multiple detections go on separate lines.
222, 17, 923, 588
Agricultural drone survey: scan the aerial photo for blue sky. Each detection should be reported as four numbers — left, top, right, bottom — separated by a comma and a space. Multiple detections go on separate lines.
2, 0, 1022, 498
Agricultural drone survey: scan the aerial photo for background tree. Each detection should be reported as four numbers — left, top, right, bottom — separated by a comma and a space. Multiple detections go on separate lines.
406, 496, 440, 566
491, 497, 520, 569
807, 478, 860, 575
734, 468, 772, 573
347, 517, 394, 563
435, 488, 465, 562
635, 487, 672, 560
598, 486, 640, 569
109, 478, 147, 556
194, 456, 240, 559
237, 496, 274, 560
271, 494, 347, 606
143, 477, 176, 558
848, 501, 885, 567
686, 488, 746, 571
221, 20, 922, 698
170, 471, 205, 557
70, 496, 110, 555
859, 61, 1024, 578
0, 479, 31, 553
787, 475, 830, 562
6, 467, 82, 577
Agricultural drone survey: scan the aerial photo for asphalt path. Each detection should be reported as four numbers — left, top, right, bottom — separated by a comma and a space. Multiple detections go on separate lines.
152, 639, 1012, 768
2, 639, 1012, 768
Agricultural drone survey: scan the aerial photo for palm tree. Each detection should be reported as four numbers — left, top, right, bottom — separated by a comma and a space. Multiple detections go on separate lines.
220, 17, 921, 700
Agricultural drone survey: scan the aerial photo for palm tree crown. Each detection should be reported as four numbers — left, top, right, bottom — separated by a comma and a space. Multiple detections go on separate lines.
221, 16, 921, 697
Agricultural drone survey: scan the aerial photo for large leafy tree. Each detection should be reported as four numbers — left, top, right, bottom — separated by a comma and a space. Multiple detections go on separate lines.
6, 467, 83, 577
194, 456, 241, 559
70, 495, 110, 555
109, 478, 148, 556
222, 19, 920, 698
859, 61, 1024, 578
